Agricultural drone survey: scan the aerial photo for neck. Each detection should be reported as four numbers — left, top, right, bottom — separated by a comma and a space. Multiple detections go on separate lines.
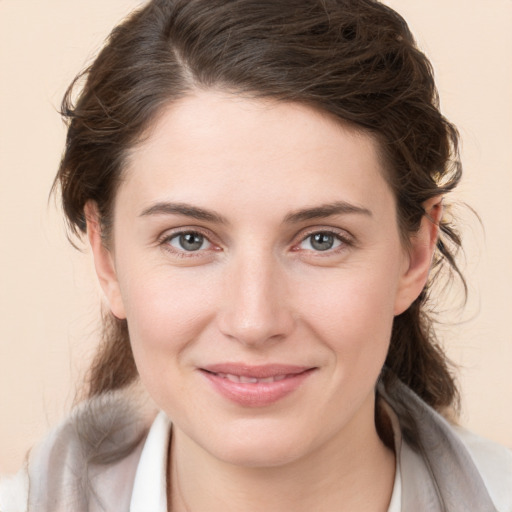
169, 395, 395, 512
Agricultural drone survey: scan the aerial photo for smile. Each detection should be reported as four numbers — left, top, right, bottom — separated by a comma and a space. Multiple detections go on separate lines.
199, 364, 316, 407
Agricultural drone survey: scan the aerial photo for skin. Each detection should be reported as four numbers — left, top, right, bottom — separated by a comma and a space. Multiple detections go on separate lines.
87, 90, 441, 511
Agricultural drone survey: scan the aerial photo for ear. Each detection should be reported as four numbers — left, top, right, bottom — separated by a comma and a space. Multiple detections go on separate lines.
85, 201, 126, 319
393, 196, 443, 316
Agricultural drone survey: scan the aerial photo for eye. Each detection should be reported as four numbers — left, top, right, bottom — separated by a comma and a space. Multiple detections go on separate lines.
167, 231, 212, 252
298, 231, 344, 252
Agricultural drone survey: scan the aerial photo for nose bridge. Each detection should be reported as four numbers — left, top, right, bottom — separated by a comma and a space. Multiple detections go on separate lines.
218, 244, 293, 346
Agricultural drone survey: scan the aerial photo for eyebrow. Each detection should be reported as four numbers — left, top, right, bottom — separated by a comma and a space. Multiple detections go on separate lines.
139, 200, 372, 224
139, 202, 228, 224
284, 201, 372, 223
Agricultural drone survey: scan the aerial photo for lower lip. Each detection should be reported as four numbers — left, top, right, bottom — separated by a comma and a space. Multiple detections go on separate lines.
200, 369, 315, 407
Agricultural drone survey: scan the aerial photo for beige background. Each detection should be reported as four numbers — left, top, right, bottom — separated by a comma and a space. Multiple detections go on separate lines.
0, 0, 511, 474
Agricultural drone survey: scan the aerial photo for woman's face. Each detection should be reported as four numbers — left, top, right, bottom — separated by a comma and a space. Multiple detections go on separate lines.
91, 90, 430, 467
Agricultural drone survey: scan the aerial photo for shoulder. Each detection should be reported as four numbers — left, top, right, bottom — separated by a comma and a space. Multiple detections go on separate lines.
454, 427, 512, 512
380, 376, 512, 511
0, 469, 29, 512
1, 386, 157, 512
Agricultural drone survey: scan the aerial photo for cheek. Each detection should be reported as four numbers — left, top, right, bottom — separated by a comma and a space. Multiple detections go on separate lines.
294, 260, 402, 372
117, 268, 216, 385
299, 268, 398, 335
121, 265, 215, 334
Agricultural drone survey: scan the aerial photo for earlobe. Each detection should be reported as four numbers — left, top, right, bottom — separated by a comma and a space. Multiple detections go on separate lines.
394, 196, 443, 316
84, 202, 126, 319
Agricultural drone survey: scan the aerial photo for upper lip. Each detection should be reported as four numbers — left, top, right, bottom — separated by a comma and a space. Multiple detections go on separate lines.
200, 363, 314, 379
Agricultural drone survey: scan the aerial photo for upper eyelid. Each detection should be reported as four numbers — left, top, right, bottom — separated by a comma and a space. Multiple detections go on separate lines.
158, 226, 217, 243
295, 226, 354, 243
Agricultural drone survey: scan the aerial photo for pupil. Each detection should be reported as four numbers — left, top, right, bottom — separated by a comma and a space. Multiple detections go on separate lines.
180, 233, 203, 251
311, 233, 333, 251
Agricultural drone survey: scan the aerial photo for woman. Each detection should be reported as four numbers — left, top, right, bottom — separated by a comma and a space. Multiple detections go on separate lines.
1, 0, 511, 510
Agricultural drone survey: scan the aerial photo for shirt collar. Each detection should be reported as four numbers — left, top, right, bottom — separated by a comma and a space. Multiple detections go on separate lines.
130, 411, 170, 512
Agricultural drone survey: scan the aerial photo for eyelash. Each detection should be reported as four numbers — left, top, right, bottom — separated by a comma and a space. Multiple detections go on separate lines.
157, 227, 354, 258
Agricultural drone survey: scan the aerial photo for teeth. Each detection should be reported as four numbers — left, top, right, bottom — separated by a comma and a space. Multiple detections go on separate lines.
240, 376, 259, 383
215, 373, 289, 383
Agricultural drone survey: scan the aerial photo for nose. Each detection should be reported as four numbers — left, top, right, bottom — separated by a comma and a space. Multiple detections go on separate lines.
217, 250, 295, 347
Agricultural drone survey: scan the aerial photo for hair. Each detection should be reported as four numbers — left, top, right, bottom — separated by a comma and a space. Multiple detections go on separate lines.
55, 0, 463, 413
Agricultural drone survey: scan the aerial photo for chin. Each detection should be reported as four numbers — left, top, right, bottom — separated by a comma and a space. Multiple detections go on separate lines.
200, 420, 316, 469
217, 441, 306, 469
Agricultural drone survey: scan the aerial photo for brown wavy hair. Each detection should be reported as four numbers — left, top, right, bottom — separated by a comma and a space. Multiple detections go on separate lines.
55, 0, 463, 412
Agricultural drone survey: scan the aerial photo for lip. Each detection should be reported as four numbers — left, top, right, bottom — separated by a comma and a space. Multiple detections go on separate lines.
199, 363, 316, 407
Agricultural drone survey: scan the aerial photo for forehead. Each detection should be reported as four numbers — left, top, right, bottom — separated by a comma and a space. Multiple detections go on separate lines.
120, 90, 393, 219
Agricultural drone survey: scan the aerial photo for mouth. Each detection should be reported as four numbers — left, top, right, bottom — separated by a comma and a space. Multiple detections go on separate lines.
199, 364, 316, 407
207, 372, 289, 383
